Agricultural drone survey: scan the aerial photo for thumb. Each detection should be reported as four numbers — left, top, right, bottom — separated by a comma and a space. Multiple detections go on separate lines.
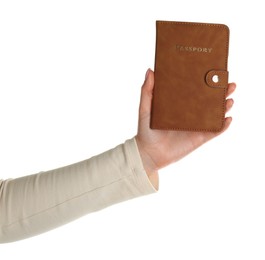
139, 69, 155, 116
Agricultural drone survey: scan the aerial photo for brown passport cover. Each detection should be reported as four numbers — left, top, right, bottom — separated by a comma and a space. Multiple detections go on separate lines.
150, 21, 230, 132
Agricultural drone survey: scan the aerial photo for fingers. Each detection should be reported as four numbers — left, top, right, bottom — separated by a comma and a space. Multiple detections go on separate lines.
221, 117, 233, 132
225, 98, 234, 113
221, 83, 236, 133
139, 69, 155, 116
225, 82, 236, 112
226, 83, 236, 97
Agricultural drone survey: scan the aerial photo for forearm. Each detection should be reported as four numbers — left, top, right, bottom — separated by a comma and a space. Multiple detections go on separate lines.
0, 138, 156, 243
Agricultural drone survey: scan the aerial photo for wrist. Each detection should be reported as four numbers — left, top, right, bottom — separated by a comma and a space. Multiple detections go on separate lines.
135, 136, 159, 190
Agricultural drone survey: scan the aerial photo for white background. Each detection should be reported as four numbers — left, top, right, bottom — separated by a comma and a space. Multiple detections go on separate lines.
0, 0, 264, 259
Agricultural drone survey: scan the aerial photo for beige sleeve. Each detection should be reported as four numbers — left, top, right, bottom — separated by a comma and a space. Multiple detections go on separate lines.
0, 138, 157, 243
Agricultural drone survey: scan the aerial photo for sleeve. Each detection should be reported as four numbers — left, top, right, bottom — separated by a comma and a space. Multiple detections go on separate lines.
0, 138, 157, 243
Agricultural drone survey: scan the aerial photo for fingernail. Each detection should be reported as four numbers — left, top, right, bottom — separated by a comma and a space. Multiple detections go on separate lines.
145, 69, 150, 80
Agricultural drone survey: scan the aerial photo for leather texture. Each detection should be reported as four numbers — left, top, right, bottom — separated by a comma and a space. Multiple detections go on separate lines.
150, 21, 230, 132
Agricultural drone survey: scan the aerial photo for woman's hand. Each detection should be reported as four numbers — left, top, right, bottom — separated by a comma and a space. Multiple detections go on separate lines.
135, 69, 236, 188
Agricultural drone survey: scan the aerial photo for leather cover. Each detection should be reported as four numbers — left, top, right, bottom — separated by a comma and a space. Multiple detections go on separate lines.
150, 21, 230, 132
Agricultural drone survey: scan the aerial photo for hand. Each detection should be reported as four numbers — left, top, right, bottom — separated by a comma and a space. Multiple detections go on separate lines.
135, 69, 236, 188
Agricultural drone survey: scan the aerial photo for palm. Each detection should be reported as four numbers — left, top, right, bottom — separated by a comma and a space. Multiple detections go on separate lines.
137, 112, 220, 169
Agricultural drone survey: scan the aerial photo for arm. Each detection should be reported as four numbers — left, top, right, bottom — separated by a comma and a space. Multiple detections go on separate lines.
0, 68, 235, 243
0, 138, 156, 243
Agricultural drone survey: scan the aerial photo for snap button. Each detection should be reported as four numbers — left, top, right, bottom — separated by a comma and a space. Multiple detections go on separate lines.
205, 70, 228, 88
212, 75, 219, 83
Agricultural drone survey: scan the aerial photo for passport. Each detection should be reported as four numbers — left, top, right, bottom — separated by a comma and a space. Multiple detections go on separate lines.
150, 21, 230, 132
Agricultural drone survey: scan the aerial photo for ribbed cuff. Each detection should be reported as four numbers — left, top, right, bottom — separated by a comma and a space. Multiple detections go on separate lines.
124, 138, 158, 194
